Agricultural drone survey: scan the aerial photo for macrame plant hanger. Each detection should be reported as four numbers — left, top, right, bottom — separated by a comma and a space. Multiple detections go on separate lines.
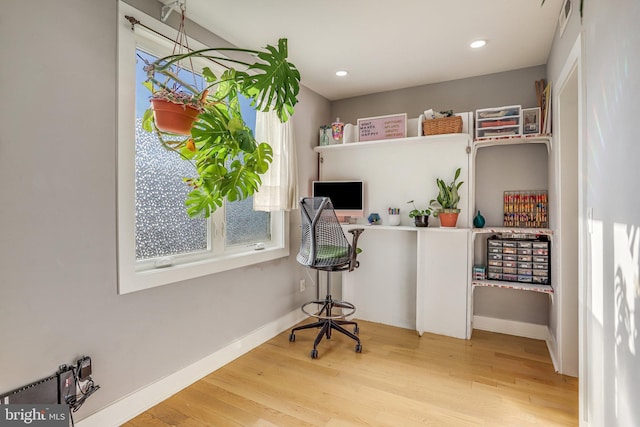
145, 1, 207, 137
171, 2, 201, 98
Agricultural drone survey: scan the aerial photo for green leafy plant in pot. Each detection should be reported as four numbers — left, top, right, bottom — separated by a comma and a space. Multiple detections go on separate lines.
430, 167, 464, 227
142, 38, 300, 219
407, 200, 432, 227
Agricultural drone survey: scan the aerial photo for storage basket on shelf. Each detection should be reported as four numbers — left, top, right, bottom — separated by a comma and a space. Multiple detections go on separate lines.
422, 116, 463, 135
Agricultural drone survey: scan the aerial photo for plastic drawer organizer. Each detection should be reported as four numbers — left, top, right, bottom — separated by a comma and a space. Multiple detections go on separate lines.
475, 105, 522, 139
486, 235, 550, 285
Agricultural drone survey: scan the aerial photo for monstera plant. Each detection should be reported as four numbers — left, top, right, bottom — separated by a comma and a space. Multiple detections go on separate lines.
141, 38, 300, 218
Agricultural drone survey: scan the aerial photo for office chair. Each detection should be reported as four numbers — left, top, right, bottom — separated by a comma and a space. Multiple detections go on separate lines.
289, 197, 365, 358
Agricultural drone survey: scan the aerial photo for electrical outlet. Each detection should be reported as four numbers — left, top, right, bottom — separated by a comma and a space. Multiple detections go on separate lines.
299, 279, 306, 292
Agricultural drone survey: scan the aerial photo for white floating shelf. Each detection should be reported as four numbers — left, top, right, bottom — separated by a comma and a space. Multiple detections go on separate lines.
472, 279, 554, 295
472, 227, 553, 236
473, 135, 552, 154
314, 133, 470, 153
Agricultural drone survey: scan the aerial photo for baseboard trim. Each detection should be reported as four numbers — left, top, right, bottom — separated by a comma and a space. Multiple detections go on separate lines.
545, 327, 560, 372
472, 315, 548, 340
77, 309, 306, 427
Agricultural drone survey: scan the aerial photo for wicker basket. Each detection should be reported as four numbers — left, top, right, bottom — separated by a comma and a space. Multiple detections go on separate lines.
422, 116, 463, 135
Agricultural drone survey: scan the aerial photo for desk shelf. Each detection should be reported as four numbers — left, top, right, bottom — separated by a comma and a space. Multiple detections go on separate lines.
342, 224, 472, 233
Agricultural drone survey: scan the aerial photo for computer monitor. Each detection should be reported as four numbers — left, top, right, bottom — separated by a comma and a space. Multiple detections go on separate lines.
312, 180, 365, 219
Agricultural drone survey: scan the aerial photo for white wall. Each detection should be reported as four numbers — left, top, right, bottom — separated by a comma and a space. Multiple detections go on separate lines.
0, 0, 329, 421
547, 0, 640, 424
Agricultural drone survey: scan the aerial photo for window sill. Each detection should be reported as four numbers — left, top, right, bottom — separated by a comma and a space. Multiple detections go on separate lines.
118, 245, 289, 295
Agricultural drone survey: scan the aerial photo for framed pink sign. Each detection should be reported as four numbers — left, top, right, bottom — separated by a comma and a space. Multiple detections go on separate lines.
357, 113, 407, 142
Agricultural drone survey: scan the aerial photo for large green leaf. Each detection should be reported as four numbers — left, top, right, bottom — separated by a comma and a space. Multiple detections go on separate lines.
186, 188, 220, 218
244, 39, 300, 122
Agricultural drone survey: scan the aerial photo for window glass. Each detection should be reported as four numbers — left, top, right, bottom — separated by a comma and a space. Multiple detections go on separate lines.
134, 49, 207, 260
225, 94, 270, 247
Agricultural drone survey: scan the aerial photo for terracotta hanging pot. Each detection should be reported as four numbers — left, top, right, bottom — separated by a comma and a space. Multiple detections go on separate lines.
438, 210, 460, 227
150, 98, 200, 135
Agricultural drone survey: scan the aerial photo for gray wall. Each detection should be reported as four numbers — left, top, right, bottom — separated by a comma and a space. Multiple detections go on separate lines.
547, 0, 640, 424
331, 65, 546, 125
0, 0, 329, 420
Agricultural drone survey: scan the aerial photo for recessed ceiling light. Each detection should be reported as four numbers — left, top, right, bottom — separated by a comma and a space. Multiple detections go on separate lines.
335, 70, 348, 77
470, 40, 486, 49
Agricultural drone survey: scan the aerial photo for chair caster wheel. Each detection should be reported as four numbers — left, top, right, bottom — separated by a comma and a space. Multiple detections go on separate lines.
355, 344, 362, 353
310, 349, 318, 359
354, 326, 359, 335
289, 333, 295, 342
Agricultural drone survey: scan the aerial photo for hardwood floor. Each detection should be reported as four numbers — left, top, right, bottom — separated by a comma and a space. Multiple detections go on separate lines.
124, 320, 578, 426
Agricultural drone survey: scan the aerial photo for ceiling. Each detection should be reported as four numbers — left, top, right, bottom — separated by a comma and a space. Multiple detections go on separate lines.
184, 0, 563, 101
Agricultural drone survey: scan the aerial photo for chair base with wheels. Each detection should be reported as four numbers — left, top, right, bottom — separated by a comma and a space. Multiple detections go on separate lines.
289, 269, 362, 358
289, 197, 364, 359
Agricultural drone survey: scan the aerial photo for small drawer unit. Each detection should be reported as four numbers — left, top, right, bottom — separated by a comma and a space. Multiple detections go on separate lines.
485, 235, 551, 285
475, 105, 522, 139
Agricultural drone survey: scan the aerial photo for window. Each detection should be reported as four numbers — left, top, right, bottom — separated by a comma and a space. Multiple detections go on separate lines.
117, 2, 288, 294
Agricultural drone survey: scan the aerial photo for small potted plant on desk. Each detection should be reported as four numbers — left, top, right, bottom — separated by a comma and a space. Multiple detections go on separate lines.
407, 200, 432, 227
430, 167, 464, 227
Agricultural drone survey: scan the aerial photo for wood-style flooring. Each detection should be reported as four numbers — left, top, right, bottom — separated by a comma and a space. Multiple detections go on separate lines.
124, 320, 578, 426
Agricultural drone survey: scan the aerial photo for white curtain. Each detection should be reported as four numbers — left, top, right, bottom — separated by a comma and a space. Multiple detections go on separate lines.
253, 110, 299, 211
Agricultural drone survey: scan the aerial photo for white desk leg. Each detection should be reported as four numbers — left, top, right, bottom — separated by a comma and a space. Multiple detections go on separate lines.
342, 271, 356, 320
416, 231, 426, 337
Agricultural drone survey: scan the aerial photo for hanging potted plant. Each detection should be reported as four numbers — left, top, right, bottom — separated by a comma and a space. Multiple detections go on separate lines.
430, 167, 464, 227
147, 88, 207, 135
138, 17, 301, 218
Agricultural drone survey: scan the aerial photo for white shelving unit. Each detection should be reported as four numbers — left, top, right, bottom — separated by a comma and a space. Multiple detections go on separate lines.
470, 134, 554, 336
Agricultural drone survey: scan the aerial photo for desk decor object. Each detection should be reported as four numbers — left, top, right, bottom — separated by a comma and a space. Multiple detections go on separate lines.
522, 107, 541, 135
473, 210, 486, 228
407, 201, 431, 227
503, 190, 548, 228
331, 117, 344, 141
430, 167, 464, 228
388, 208, 401, 226
367, 212, 381, 225
357, 113, 407, 142
473, 264, 487, 280
319, 125, 330, 146
422, 110, 462, 136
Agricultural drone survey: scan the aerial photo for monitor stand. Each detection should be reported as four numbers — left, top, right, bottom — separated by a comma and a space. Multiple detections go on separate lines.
337, 215, 351, 224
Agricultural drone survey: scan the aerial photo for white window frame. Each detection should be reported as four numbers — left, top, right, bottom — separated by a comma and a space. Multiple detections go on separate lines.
117, 2, 289, 294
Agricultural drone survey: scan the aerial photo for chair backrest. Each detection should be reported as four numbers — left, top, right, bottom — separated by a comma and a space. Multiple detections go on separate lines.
297, 197, 352, 269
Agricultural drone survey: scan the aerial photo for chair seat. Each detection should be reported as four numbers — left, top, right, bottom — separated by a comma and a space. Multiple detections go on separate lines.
315, 244, 349, 260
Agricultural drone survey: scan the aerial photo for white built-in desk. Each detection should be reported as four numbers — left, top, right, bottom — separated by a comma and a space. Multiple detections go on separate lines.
320, 133, 472, 339
341, 224, 471, 339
